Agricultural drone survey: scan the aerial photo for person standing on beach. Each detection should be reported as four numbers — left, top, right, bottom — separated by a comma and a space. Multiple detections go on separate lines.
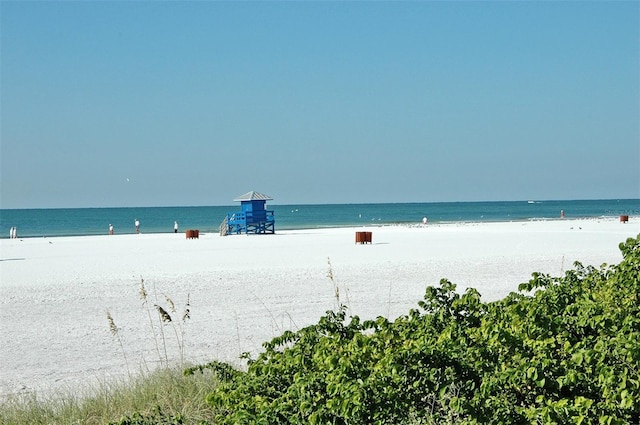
174, 221, 178, 233
135, 219, 140, 234
109, 224, 114, 235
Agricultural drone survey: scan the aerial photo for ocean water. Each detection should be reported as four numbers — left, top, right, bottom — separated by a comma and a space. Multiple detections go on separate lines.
0, 199, 638, 239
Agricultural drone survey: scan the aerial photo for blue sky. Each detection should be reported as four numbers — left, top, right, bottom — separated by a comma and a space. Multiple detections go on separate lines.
1, 1, 638, 208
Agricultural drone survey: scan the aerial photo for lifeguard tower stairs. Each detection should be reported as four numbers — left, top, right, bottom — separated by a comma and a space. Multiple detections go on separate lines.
220, 191, 275, 236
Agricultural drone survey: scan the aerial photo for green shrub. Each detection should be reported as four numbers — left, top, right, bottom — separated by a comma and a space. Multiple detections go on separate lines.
201, 235, 640, 424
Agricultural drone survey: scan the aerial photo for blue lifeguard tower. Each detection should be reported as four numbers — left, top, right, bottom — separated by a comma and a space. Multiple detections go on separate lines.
221, 191, 275, 235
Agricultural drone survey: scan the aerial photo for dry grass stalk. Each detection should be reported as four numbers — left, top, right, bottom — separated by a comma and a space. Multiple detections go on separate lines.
327, 257, 351, 312
139, 277, 163, 366
138, 278, 148, 302
327, 257, 340, 309
178, 294, 191, 365
105, 309, 131, 379
163, 293, 176, 313
182, 293, 191, 322
155, 305, 172, 323
152, 281, 170, 364
106, 310, 118, 337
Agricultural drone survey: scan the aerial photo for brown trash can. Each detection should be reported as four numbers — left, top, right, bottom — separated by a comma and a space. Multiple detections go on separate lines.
355, 231, 372, 244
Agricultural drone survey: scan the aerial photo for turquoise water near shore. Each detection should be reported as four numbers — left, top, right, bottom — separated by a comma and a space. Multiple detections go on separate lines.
1, 199, 638, 238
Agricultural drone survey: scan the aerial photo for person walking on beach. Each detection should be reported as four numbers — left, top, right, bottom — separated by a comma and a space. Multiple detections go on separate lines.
135, 219, 140, 234
174, 221, 178, 233
109, 224, 114, 235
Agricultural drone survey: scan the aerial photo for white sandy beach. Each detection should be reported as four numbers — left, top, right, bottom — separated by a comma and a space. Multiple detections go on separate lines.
0, 218, 638, 399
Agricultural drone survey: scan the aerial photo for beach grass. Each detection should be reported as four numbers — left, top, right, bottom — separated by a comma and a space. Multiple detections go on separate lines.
0, 366, 220, 425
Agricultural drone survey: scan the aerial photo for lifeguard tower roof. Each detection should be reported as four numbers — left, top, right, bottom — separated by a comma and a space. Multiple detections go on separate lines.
233, 191, 273, 202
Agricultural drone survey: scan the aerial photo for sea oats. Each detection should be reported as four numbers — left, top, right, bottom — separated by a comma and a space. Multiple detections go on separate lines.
105, 309, 131, 378
155, 305, 172, 323
139, 278, 148, 303
163, 294, 176, 313
183, 293, 191, 321
326, 257, 334, 281
106, 310, 118, 337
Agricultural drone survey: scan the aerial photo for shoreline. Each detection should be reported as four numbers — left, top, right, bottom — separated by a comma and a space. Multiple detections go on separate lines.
1, 214, 633, 240
1, 218, 638, 399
